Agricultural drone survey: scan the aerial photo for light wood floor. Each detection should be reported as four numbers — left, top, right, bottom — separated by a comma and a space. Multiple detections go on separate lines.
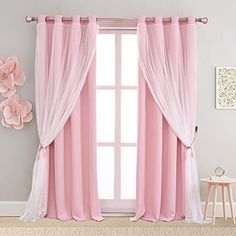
0, 217, 235, 236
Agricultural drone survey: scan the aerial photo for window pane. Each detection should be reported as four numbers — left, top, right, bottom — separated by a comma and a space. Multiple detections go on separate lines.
96, 90, 115, 142
121, 147, 137, 199
121, 90, 137, 143
96, 34, 115, 85
97, 147, 114, 199
121, 34, 138, 86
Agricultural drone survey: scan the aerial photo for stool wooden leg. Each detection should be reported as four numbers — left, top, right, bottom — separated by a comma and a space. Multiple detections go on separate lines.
212, 184, 218, 225
204, 184, 212, 220
227, 185, 235, 224
222, 185, 227, 220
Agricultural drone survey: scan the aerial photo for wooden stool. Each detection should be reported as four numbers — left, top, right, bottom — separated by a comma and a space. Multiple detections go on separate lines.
201, 178, 236, 225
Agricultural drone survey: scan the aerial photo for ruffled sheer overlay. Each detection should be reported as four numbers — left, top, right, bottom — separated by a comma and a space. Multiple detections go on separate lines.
21, 15, 102, 221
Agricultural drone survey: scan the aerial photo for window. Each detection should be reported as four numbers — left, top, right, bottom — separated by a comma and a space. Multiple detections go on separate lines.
96, 31, 138, 212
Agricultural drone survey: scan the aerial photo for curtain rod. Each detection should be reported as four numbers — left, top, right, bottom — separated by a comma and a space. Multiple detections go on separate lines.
25, 16, 208, 24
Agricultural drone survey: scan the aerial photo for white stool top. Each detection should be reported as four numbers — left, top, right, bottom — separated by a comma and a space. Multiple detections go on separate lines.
201, 178, 236, 184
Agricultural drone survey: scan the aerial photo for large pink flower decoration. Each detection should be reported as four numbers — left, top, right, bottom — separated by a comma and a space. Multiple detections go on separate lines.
0, 94, 33, 129
0, 57, 26, 97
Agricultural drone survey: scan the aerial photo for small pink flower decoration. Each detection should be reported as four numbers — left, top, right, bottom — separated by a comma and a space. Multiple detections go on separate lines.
0, 94, 33, 129
0, 57, 26, 97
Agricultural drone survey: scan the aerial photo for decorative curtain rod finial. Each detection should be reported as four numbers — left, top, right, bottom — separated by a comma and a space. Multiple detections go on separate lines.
25, 16, 33, 23
199, 17, 208, 24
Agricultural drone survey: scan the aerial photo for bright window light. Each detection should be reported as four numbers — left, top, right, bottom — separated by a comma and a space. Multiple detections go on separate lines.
96, 32, 138, 211
121, 34, 138, 86
121, 90, 137, 143
97, 147, 115, 199
96, 34, 115, 86
121, 147, 137, 199
96, 90, 115, 142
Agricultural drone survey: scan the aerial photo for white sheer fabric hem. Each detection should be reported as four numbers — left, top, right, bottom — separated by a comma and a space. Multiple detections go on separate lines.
184, 153, 203, 223
20, 151, 47, 222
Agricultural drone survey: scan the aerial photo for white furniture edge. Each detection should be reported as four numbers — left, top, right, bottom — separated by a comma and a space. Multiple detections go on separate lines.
0, 201, 235, 217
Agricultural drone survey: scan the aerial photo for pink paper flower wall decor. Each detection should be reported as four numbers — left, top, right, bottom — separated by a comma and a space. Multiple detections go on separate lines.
0, 95, 33, 129
0, 56, 33, 130
0, 57, 26, 97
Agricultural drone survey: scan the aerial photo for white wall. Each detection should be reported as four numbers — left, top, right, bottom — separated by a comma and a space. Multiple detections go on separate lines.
0, 0, 236, 202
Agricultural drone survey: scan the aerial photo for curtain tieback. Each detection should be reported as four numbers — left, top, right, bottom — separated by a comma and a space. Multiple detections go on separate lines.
37, 144, 47, 160
185, 126, 198, 158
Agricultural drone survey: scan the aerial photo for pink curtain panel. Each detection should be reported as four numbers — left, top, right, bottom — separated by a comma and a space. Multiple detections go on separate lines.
21, 15, 102, 221
134, 16, 203, 223
132, 73, 185, 222
47, 58, 102, 221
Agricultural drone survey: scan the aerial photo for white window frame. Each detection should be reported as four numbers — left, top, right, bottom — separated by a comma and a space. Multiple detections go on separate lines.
97, 29, 137, 212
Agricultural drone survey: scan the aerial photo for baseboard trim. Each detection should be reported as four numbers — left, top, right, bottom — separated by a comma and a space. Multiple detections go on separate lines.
0, 201, 26, 216
0, 201, 235, 217
202, 201, 236, 218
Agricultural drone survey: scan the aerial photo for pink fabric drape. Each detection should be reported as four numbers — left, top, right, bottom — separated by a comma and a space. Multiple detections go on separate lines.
135, 16, 202, 222
21, 15, 101, 221
47, 59, 102, 221
133, 74, 185, 222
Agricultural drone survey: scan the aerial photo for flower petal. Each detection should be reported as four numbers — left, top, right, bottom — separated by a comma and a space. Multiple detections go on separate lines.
1, 117, 12, 128
1, 86, 16, 97
10, 94, 21, 102
0, 59, 15, 75
0, 58, 5, 66
3, 106, 12, 119
22, 112, 33, 122
14, 67, 26, 85
0, 57, 4, 62
0, 99, 8, 112
21, 101, 32, 113
7, 56, 18, 63
0, 75, 14, 93
7, 98, 19, 107
6, 115, 20, 125
19, 105, 27, 118
13, 122, 24, 130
